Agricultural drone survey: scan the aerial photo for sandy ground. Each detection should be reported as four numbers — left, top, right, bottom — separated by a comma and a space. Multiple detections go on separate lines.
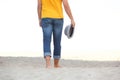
0, 57, 120, 80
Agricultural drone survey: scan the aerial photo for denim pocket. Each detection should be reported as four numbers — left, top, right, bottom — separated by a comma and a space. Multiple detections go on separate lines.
41, 18, 52, 27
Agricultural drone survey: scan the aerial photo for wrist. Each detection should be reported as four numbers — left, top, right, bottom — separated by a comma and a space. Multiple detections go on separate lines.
39, 19, 41, 21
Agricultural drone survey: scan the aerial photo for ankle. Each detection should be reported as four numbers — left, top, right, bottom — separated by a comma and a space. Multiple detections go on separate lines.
54, 59, 60, 68
45, 56, 51, 68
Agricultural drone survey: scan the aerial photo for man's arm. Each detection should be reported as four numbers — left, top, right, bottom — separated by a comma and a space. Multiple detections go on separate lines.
63, 0, 75, 27
37, 0, 42, 26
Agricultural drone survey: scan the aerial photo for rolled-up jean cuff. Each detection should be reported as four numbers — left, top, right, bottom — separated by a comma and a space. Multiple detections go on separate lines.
53, 56, 61, 59
44, 52, 51, 58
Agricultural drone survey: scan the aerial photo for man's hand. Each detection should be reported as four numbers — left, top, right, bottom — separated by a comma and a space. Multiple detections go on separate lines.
39, 19, 42, 27
71, 19, 75, 28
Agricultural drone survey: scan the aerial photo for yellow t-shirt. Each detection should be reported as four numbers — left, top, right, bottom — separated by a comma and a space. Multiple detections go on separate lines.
41, 0, 63, 18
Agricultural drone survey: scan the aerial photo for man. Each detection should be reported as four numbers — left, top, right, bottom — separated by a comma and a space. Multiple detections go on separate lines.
37, 0, 75, 68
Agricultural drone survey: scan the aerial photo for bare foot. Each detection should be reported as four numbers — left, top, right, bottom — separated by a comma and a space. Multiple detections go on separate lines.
46, 66, 51, 68
54, 59, 61, 68
45, 56, 51, 68
54, 65, 61, 68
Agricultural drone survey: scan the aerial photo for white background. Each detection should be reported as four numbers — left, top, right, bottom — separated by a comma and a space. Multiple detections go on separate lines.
0, 0, 120, 60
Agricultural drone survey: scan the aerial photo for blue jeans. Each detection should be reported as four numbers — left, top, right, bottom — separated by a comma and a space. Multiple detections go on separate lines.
41, 18, 63, 59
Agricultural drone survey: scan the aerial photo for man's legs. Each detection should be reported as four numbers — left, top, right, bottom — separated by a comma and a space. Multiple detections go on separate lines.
53, 19, 63, 68
41, 18, 53, 68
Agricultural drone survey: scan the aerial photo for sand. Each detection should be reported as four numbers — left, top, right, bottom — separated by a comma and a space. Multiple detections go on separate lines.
0, 57, 120, 80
